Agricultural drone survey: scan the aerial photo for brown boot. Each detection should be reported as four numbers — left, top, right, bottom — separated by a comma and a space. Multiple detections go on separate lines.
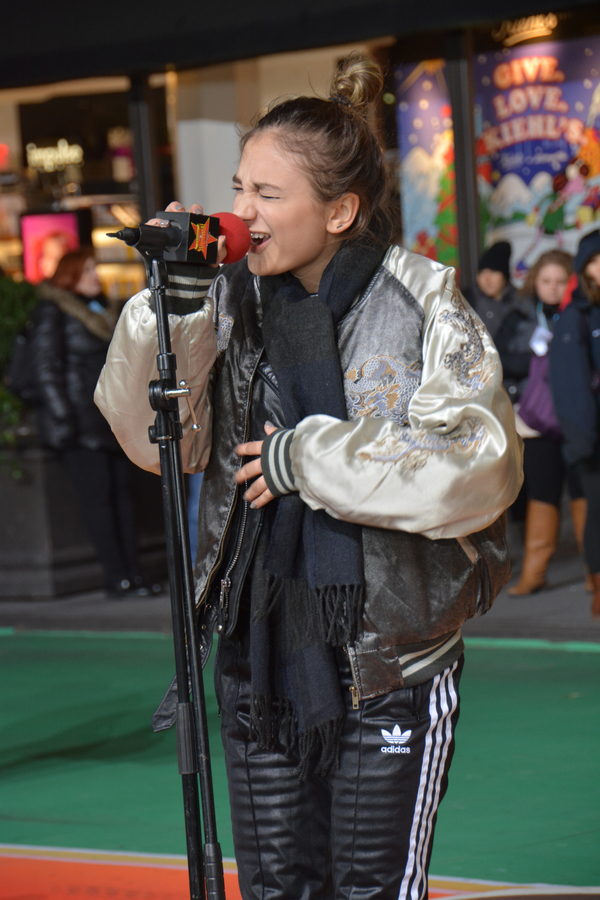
508, 500, 561, 595
591, 574, 600, 619
570, 498, 593, 592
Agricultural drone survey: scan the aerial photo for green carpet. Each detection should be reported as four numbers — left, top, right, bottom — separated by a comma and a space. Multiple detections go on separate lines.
0, 630, 598, 886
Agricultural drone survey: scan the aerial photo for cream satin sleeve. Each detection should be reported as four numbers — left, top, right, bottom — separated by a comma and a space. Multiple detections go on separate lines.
94, 289, 216, 475
289, 272, 524, 539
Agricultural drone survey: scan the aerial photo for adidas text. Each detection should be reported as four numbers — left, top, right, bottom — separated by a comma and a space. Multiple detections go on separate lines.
380, 724, 412, 754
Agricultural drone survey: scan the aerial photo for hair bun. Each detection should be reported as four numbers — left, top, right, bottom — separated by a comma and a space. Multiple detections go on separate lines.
329, 53, 383, 118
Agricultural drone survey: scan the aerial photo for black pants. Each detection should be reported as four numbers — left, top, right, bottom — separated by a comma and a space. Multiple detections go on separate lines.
523, 437, 583, 507
215, 629, 463, 900
578, 458, 600, 573
59, 447, 140, 586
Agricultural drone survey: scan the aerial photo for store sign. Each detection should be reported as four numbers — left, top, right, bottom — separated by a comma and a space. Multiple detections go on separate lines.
394, 60, 459, 270
492, 13, 558, 48
474, 36, 600, 277
26, 139, 84, 173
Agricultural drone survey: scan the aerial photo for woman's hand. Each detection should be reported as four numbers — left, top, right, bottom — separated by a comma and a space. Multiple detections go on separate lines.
235, 422, 278, 508
147, 202, 227, 265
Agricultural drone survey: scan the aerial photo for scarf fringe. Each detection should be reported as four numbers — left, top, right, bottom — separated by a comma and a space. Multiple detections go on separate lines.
249, 693, 343, 782
295, 714, 344, 781
316, 584, 363, 646
255, 573, 363, 649
249, 694, 298, 754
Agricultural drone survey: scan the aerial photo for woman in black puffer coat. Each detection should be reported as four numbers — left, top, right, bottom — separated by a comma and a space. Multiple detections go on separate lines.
30, 248, 149, 597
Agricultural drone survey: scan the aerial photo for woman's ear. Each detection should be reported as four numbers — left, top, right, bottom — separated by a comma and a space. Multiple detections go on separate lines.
326, 193, 360, 235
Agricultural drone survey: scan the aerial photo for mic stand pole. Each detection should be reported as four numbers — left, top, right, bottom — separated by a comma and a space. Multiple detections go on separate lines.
146, 255, 225, 900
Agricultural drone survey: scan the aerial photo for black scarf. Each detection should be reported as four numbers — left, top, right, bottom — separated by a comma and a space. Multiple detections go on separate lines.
249, 229, 389, 779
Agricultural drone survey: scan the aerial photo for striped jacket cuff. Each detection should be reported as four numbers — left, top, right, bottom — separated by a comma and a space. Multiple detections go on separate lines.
261, 428, 297, 498
149, 263, 216, 315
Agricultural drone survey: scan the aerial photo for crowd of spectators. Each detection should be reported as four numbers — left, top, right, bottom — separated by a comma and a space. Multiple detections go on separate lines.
468, 235, 600, 617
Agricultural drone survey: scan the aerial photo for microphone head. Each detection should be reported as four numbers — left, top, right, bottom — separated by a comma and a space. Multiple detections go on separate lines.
212, 212, 251, 264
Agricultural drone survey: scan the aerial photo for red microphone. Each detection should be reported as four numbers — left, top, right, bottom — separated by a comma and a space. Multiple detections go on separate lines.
212, 212, 251, 264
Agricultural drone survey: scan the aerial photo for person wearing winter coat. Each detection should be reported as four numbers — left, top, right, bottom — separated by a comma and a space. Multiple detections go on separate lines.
96, 56, 522, 899
550, 230, 600, 617
462, 241, 518, 342
30, 248, 151, 598
494, 250, 589, 595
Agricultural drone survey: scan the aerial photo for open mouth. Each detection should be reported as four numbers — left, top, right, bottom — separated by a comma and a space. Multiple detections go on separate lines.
250, 232, 270, 248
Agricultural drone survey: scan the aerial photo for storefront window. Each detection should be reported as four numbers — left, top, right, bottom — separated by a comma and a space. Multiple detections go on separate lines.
474, 36, 600, 279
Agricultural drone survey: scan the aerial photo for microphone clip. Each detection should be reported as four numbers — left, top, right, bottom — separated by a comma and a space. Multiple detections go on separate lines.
107, 211, 220, 265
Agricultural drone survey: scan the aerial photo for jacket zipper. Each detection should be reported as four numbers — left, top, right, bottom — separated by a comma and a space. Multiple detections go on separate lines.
196, 352, 261, 614
344, 644, 361, 708
218, 480, 249, 628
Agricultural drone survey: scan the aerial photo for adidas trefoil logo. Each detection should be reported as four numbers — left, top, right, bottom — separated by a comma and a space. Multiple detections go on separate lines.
380, 724, 412, 754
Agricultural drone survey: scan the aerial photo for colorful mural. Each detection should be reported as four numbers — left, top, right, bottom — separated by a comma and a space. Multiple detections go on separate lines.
394, 60, 459, 270
474, 36, 600, 278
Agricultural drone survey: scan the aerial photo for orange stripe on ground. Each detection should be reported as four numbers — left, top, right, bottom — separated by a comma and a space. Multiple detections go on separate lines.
0, 855, 242, 900
0, 845, 555, 899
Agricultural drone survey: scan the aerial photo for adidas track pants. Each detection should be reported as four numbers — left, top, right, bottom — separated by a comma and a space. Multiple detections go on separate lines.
215, 631, 463, 900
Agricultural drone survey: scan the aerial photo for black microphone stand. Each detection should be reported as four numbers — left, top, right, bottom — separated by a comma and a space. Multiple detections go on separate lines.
146, 255, 226, 900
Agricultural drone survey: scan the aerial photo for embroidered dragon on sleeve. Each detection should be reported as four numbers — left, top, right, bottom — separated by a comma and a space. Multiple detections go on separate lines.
354, 293, 494, 472
439, 291, 497, 397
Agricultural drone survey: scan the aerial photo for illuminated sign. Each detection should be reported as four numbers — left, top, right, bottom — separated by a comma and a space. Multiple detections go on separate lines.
492, 13, 558, 47
26, 139, 84, 173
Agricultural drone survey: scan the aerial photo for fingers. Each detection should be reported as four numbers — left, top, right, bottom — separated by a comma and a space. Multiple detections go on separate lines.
244, 477, 274, 509
164, 201, 205, 214
217, 235, 228, 265
235, 456, 263, 485
235, 438, 264, 459
233, 422, 279, 508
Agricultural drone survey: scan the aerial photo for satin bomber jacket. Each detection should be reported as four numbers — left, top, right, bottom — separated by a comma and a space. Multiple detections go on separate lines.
96, 246, 523, 699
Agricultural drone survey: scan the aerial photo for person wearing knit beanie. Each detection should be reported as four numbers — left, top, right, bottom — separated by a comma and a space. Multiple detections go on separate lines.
479, 241, 512, 281
574, 228, 600, 276
463, 241, 517, 341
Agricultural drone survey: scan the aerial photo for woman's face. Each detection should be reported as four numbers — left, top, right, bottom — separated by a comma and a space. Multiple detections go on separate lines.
584, 253, 600, 287
535, 263, 570, 306
476, 268, 506, 300
232, 131, 348, 293
75, 258, 101, 298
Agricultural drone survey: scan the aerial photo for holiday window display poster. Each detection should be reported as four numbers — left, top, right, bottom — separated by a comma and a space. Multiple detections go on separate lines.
475, 36, 600, 279
394, 61, 459, 271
